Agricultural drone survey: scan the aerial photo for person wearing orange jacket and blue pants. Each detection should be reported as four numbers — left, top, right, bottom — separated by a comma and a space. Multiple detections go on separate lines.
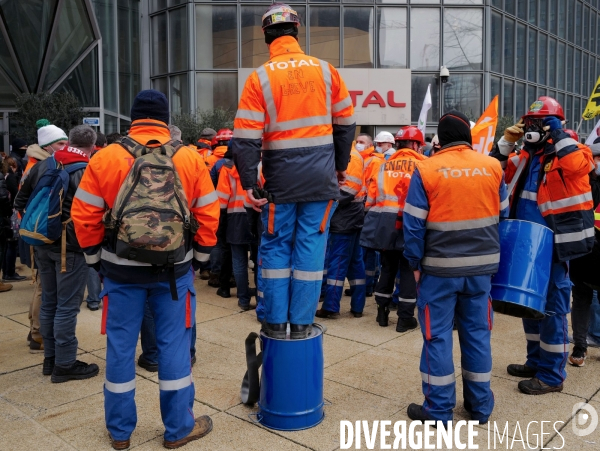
71, 90, 220, 449
404, 110, 509, 425
490, 97, 595, 395
231, 4, 355, 339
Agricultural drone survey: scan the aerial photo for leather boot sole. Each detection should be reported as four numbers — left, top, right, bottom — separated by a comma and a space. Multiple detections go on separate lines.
51, 367, 99, 383
109, 434, 130, 450
518, 379, 563, 395
164, 415, 213, 449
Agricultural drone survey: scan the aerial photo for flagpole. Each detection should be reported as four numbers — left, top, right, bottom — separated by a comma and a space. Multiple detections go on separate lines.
575, 120, 582, 135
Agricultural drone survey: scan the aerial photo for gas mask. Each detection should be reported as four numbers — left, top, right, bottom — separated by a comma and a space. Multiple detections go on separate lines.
523, 117, 550, 146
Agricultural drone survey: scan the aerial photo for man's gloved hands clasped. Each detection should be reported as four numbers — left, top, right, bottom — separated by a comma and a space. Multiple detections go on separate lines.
542, 116, 563, 132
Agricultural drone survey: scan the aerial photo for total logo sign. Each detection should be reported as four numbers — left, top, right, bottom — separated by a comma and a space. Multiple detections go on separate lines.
237, 68, 412, 126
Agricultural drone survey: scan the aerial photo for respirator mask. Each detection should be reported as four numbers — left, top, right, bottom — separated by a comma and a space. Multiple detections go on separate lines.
523, 117, 550, 145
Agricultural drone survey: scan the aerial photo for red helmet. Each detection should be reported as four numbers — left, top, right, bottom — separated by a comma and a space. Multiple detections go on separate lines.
262, 3, 301, 29
210, 137, 219, 148
522, 96, 565, 121
215, 128, 233, 142
395, 126, 424, 146
564, 129, 579, 142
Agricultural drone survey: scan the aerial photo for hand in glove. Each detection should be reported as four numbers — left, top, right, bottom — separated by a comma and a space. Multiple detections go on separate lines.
503, 120, 525, 143
542, 116, 563, 132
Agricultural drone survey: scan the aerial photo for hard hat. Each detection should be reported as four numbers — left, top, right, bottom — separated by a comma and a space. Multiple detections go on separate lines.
563, 129, 579, 142
262, 3, 301, 29
395, 126, 424, 146
373, 131, 395, 144
522, 96, 565, 121
215, 128, 233, 142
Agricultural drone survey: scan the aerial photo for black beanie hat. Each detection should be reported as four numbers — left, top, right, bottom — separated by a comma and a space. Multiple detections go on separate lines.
437, 110, 472, 147
11, 138, 27, 150
130, 90, 169, 125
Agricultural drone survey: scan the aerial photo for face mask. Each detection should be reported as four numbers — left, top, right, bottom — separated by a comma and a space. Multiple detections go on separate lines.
524, 131, 543, 143
383, 147, 396, 156
595, 162, 600, 176
375, 145, 382, 153
355, 143, 365, 151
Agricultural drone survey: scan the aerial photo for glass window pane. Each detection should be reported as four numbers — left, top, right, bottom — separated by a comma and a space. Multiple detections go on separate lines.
410, 8, 439, 70
152, 77, 168, 97
118, 0, 141, 117
491, 0, 502, 7
505, 0, 515, 15
152, 14, 168, 76
411, 0, 440, 3
539, 0, 547, 30
504, 79, 514, 118
0, 24, 22, 90
566, 46, 573, 92
196, 72, 238, 111
376, 0, 406, 3
310, 7, 340, 67
568, 1, 575, 42
574, 49, 582, 95
574, 97, 581, 131
443, 74, 481, 117
491, 12, 502, 73
548, 0, 557, 35
548, 37, 556, 88
170, 74, 189, 114
516, 82, 526, 116
538, 33, 546, 86
491, 75, 501, 105
566, 95, 572, 126
528, 0, 537, 26
557, 0, 566, 38
527, 85, 537, 109
447, 9, 482, 68
517, 0, 527, 19
444, 0, 483, 3
516, 22, 526, 79
93, 0, 117, 113
169, 7, 189, 72
411, 74, 439, 122
575, 1, 583, 47
104, 115, 119, 135
556, 92, 565, 112
197, 5, 237, 69
583, 53, 589, 96
527, 29, 537, 82
377, 8, 407, 68
504, 17, 515, 76
557, 41, 565, 90
597, 15, 600, 54
584, 6, 590, 50
44, 0, 95, 90
55, 46, 99, 107
343, 8, 373, 68
151, 0, 167, 13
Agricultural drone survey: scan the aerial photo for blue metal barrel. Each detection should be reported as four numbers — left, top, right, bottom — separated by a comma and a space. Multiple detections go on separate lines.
258, 324, 325, 431
491, 220, 554, 320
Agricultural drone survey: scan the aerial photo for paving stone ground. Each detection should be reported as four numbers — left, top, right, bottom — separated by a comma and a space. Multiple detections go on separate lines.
1, 264, 600, 450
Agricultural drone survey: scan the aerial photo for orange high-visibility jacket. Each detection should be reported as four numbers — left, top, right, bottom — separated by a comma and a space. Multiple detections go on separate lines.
360, 148, 426, 251
403, 144, 508, 277
71, 119, 220, 283
504, 134, 595, 262
358, 145, 375, 160
231, 36, 355, 204
330, 149, 365, 234
206, 145, 227, 171
363, 152, 384, 196
216, 161, 254, 244
196, 139, 212, 161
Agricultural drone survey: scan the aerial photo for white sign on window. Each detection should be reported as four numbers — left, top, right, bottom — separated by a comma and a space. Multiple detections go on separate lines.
237, 68, 412, 126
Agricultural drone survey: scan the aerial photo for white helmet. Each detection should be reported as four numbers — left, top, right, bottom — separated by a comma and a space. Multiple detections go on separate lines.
373, 131, 395, 144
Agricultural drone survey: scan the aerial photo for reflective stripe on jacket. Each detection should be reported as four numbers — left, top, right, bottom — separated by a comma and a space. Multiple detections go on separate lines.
403, 144, 509, 276
231, 36, 355, 204
216, 161, 253, 244
505, 130, 595, 262
361, 148, 426, 251
71, 119, 220, 283
330, 149, 365, 234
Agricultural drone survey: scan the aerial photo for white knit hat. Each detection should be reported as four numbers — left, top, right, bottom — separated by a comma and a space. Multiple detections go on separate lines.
36, 119, 68, 148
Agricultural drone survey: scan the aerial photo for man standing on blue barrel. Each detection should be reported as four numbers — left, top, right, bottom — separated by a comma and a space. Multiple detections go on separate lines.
403, 111, 509, 424
490, 97, 595, 394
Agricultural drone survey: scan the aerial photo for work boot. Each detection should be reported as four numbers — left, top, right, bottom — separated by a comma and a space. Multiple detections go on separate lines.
262, 322, 287, 339
29, 337, 44, 354
407, 403, 433, 422
569, 346, 587, 367
27, 331, 32, 344
199, 269, 210, 280
238, 301, 256, 312
229, 276, 236, 288
51, 360, 99, 383
87, 301, 100, 311
366, 290, 373, 297
315, 308, 339, 319
0, 282, 13, 292
3, 273, 27, 282
290, 324, 312, 340
396, 317, 418, 333
463, 400, 488, 425
344, 288, 352, 297
507, 363, 537, 378
43, 357, 55, 376
163, 415, 213, 449
216, 287, 230, 298
350, 310, 363, 318
376, 305, 389, 327
137, 355, 158, 372
207, 272, 220, 287
109, 433, 130, 450
518, 377, 563, 395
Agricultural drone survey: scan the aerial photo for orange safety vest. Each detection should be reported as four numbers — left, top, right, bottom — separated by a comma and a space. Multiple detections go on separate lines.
505, 138, 595, 262
363, 152, 384, 194
360, 148, 426, 251
71, 119, 220, 280
409, 144, 505, 276
216, 161, 254, 244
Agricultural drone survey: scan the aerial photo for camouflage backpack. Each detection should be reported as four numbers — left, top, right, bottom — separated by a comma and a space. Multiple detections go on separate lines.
105, 136, 198, 275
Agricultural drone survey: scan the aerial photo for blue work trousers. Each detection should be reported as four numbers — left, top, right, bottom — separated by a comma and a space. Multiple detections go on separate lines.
363, 248, 379, 294
523, 262, 570, 387
231, 243, 251, 306
322, 231, 366, 314
86, 267, 102, 304
103, 269, 196, 442
417, 273, 494, 423
260, 201, 335, 325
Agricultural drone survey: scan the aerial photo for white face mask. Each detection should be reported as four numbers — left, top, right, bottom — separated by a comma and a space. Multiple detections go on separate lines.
384, 147, 396, 156
595, 161, 600, 176
375, 145, 382, 153
355, 143, 366, 151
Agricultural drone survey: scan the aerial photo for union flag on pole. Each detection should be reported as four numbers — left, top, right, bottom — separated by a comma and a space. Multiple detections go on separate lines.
471, 95, 499, 155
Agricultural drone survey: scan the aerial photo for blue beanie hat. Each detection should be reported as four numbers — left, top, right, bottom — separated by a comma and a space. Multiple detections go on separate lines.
130, 90, 169, 125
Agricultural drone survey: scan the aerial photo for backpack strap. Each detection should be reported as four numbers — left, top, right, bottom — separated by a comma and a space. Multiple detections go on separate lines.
118, 136, 184, 159
64, 162, 88, 174
46, 156, 59, 171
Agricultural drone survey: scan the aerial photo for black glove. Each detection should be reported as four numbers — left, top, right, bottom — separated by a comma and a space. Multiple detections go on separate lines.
252, 186, 274, 203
